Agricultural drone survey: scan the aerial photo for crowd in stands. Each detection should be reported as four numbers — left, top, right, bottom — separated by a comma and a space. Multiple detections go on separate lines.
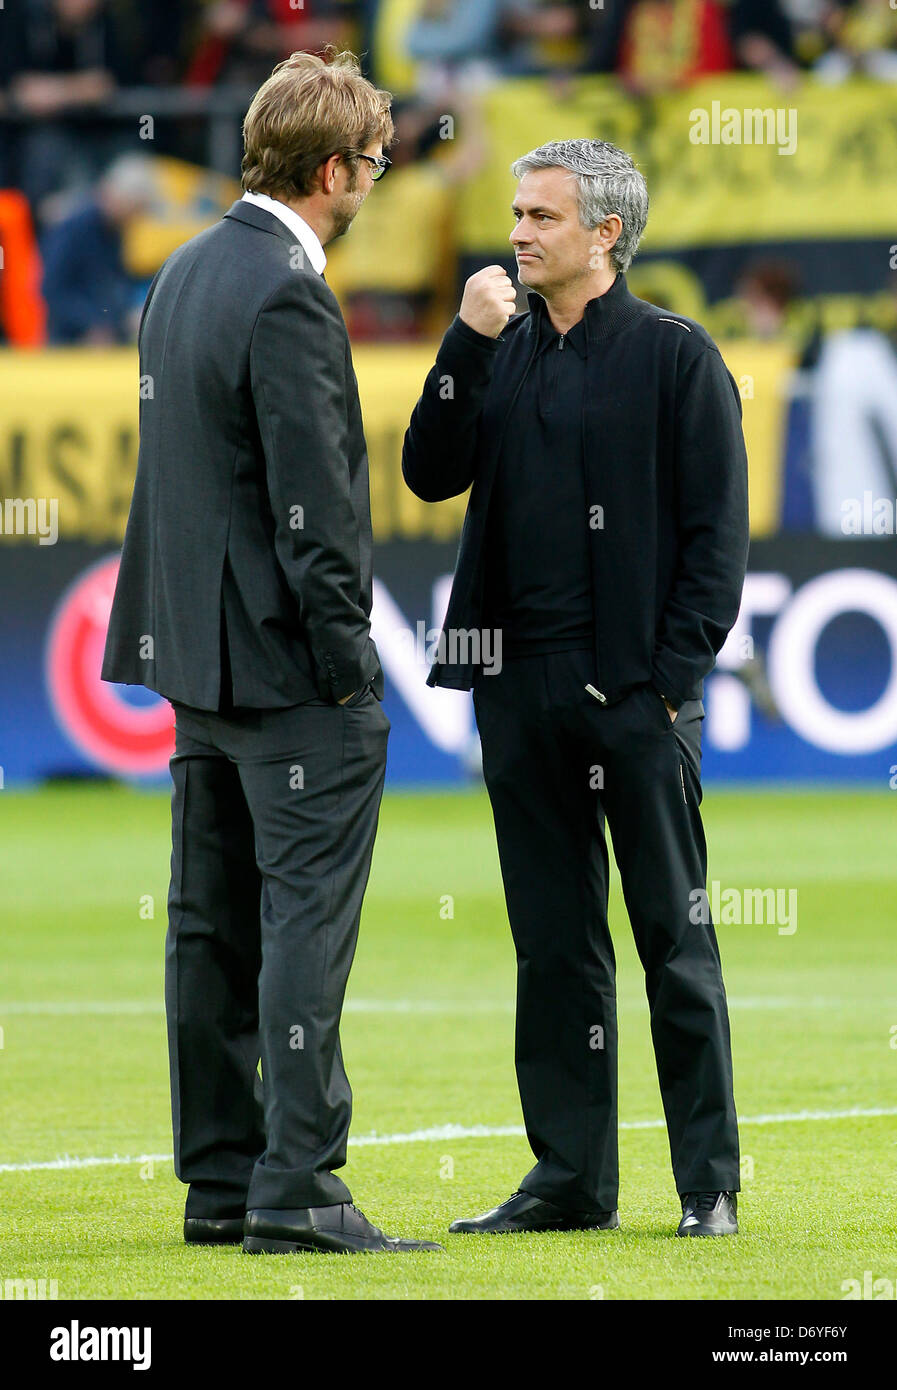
1, 0, 896, 346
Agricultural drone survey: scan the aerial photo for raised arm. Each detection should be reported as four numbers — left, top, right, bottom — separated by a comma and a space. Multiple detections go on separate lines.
402, 265, 515, 502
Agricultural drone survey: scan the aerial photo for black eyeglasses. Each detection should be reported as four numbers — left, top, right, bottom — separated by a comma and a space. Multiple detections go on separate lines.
350, 152, 391, 181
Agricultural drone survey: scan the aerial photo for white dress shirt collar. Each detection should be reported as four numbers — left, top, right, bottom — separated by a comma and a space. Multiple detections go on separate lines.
240, 190, 327, 274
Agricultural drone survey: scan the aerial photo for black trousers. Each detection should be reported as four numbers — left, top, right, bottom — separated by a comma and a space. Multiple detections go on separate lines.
166, 689, 389, 1217
473, 649, 739, 1211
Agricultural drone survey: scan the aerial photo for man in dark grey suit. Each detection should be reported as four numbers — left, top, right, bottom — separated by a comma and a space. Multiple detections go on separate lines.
103, 49, 441, 1255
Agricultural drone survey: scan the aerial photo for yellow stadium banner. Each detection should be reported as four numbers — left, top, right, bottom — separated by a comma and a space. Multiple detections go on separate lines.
0, 340, 786, 543
0, 350, 139, 545
0, 347, 467, 546
458, 74, 897, 253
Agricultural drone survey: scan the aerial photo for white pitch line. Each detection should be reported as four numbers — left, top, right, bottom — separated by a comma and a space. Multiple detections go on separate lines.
0, 995, 845, 1017
1, 1107, 894, 1175
0, 1152, 174, 1174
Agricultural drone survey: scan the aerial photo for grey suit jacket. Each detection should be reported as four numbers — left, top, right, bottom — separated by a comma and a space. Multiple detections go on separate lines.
102, 198, 382, 708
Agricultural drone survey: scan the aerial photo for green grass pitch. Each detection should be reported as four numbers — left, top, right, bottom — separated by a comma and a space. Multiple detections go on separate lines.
1, 782, 894, 1300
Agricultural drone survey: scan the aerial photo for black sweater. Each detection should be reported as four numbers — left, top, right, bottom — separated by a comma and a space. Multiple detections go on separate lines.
401, 273, 749, 709
483, 299, 593, 655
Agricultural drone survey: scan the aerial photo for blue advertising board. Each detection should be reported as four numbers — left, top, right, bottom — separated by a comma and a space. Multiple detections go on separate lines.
1, 537, 895, 788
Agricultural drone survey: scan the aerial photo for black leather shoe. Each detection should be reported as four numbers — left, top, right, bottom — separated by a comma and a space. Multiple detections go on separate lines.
449, 1190, 619, 1234
676, 1191, 738, 1236
184, 1216, 245, 1245
242, 1204, 444, 1254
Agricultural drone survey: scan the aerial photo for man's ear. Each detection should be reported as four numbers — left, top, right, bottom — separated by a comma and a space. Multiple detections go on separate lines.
320, 152, 342, 195
599, 214, 623, 254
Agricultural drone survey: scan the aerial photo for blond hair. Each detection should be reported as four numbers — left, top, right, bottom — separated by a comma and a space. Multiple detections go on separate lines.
241, 47, 394, 200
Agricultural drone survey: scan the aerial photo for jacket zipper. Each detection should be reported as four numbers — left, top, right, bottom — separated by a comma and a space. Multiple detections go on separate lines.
581, 331, 605, 701
447, 326, 542, 659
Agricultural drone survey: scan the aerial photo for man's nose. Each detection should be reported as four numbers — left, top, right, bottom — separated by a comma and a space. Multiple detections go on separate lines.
510, 224, 531, 246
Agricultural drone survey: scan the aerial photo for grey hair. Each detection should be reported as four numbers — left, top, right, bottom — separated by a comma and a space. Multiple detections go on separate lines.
99, 154, 157, 206
510, 139, 648, 274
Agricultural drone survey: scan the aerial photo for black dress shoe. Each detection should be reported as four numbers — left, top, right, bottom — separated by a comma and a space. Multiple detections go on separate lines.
449, 1190, 619, 1234
242, 1204, 444, 1254
676, 1191, 738, 1237
184, 1216, 245, 1245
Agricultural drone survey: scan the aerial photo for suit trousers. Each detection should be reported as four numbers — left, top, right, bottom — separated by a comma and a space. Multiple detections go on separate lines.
166, 689, 389, 1216
472, 649, 739, 1211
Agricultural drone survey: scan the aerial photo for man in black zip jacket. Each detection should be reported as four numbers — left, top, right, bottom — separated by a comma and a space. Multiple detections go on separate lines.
403, 139, 749, 1238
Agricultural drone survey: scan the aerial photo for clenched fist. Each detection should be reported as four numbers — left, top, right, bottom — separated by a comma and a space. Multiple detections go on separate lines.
459, 265, 517, 339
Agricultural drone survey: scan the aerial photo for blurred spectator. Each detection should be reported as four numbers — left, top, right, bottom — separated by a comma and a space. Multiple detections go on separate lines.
41, 154, 155, 343
501, 0, 583, 73
775, 0, 837, 66
402, 0, 582, 95
814, 0, 897, 82
737, 259, 799, 339
134, 0, 198, 86
404, 0, 504, 84
185, 0, 356, 87
736, 259, 821, 533
670, 0, 897, 81
730, 0, 800, 84
581, 0, 736, 93
1, 0, 132, 215
811, 291, 897, 534
581, 0, 801, 88
734, 263, 897, 536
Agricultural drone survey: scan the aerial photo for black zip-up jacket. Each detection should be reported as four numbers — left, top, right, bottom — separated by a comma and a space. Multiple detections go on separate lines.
401, 274, 749, 709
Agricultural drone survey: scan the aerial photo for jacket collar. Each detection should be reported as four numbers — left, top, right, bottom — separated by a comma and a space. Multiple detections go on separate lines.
239, 190, 326, 272
223, 198, 325, 273
526, 272, 642, 344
